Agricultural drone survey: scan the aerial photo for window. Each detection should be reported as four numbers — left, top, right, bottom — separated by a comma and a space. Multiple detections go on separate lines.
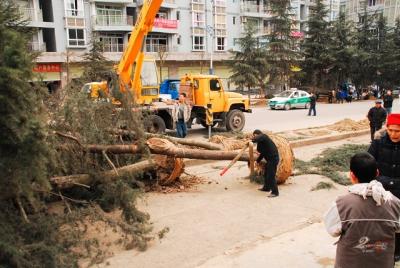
146, 34, 168, 52
65, 0, 83, 17
216, 37, 225, 51
233, 16, 236, 25
192, 36, 205, 51
96, 5, 123, 26
192, 12, 205, 27
210, 79, 221, 91
156, 12, 168, 19
99, 33, 123, 52
177, 35, 181, 45
176, 11, 180, 20
68, 28, 85, 46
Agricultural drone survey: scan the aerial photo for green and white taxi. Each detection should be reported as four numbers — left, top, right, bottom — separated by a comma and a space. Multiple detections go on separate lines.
268, 89, 311, 110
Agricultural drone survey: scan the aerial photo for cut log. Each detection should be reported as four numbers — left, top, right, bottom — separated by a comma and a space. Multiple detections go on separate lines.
146, 138, 250, 161
112, 129, 223, 150
51, 160, 155, 189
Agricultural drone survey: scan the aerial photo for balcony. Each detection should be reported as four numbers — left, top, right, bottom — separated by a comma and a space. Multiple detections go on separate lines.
152, 18, 179, 34
240, 3, 271, 18
102, 43, 125, 53
22, 8, 43, 22
137, 0, 177, 8
92, 15, 134, 31
28, 42, 46, 52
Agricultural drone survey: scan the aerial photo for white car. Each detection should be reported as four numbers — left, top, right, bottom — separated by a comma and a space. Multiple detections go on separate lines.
268, 90, 311, 110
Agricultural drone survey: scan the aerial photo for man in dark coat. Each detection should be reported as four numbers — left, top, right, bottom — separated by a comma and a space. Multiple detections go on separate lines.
367, 99, 387, 140
368, 113, 400, 261
308, 92, 316, 116
252, 129, 280, 197
383, 89, 394, 115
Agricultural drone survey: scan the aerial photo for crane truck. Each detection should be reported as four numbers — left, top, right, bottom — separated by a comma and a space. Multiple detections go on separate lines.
83, 0, 251, 133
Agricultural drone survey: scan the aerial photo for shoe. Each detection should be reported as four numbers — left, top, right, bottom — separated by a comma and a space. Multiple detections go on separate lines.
267, 193, 279, 198
258, 188, 270, 192
395, 255, 400, 262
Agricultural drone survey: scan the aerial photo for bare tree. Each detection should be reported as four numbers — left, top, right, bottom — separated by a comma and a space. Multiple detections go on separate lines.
157, 45, 168, 81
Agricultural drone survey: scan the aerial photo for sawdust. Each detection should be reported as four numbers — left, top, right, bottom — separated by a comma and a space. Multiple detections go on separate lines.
148, 174, 206, 194
327, 118, 369, 132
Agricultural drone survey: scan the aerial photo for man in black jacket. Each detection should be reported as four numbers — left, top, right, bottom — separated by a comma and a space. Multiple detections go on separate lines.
383, 89, 394, 115
367, 99, 387, 141
308, 92, 316, 116
252, 129, 280, 197
368, 113, 400, 261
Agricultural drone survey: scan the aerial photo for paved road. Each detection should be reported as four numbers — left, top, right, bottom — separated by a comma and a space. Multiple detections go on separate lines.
245, 99, 400, 132
182, 99, 399, 137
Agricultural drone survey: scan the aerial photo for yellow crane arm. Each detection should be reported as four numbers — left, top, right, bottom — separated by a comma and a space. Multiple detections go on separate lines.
117, 0, 163, 88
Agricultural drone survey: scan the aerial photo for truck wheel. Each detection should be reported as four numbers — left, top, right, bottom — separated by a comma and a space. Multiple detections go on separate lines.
145, 115, 166, 134
226, 109, 245, 132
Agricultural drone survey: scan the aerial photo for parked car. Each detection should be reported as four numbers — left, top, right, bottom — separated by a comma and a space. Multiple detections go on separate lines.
268, 90, 311, 110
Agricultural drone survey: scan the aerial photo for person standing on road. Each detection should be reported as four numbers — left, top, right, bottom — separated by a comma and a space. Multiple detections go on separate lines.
308, 92, 316, 116
368, 113, 400, 262
172, 93, 191, 138
384, 89, 394, 115
252, 129, 280, 198
324, 152, 400, 268
367, 99, 387, 141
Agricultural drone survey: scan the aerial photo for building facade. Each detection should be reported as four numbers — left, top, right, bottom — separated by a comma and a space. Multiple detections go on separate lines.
345, 0, 400, 27
16, 0, 339, 91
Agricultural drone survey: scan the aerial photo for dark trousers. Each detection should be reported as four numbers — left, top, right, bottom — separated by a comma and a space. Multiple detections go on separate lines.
308, 105, 316, 116
377, 176, 400, 256
263, 157, 279, 195
176, 119, 187, 138
370, 124, 383, 141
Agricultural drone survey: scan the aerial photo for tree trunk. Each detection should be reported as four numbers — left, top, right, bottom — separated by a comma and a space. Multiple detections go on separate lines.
51, 160, 155, 189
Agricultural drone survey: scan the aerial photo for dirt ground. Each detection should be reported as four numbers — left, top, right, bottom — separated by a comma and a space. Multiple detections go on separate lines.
97, 134, 376, 268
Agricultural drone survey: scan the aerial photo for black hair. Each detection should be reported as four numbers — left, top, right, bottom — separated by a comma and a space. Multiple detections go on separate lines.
350, 152, 377, 183
253, 129, 262, 135
180, 92, 186, 98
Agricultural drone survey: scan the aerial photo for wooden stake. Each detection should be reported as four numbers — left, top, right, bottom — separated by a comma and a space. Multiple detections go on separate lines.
248, 141, 255, 176
220, 142, 249, 176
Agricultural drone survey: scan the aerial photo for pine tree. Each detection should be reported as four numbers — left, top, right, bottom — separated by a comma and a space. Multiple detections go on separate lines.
267, 0, 299, 91
301, 0, 334, 91
82, 36, 113, 82
330, 10, 356, 87
380, 18, 400, 88
351, 2, 378, 89
374, 13, 391, 89
228, 22, 267, 96
0, 0, 50, 205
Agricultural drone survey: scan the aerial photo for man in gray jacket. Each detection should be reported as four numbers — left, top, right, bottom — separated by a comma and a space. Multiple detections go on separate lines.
172, 93, 191, 138
324, 152, 400, 268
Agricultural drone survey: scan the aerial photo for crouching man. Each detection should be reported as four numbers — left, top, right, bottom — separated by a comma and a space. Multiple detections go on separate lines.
324, 152, 400, 268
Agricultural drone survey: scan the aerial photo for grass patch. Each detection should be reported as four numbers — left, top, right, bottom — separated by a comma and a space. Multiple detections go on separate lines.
295, 144, 369, 185
311, 181, 336, 191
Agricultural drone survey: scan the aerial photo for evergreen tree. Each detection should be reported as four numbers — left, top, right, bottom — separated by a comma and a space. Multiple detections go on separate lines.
351, 3, 378, 89
267, 0, 299, 91
228, 22, 267, 96
330, 10, 356, 87
380, 18, 400, 88
82, 36, 113, 82
0, 0, 50, 205
374, 13, 391, 89
301, 0, 334, 90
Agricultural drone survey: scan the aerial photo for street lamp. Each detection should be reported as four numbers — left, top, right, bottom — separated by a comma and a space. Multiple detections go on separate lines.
206, 0, 215, 75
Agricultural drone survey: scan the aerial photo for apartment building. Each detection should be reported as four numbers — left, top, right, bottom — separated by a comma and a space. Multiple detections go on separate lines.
345, 0, 400, 26
16, 0, 337, 91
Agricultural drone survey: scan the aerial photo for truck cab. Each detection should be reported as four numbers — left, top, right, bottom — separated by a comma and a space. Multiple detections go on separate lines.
180, 74, 251, 132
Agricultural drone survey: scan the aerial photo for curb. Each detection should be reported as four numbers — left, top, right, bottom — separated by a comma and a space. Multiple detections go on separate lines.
289, 129, 370, 148
185, 129, 371, 167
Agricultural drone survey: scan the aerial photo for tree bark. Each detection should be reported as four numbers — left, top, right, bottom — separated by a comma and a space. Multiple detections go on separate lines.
51, 160, 155, 189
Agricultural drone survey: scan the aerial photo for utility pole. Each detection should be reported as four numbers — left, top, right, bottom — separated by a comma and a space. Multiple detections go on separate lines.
206, 0, 215, 75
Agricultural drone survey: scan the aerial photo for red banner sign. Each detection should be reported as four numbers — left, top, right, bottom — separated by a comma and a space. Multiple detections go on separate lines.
33, 63, 61, 73
153, 18, 178, 29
